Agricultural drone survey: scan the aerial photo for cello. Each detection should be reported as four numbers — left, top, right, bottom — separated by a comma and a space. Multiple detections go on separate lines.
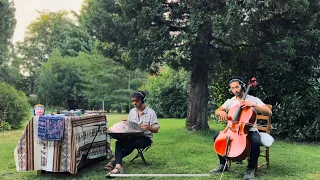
214, 77, 259, 162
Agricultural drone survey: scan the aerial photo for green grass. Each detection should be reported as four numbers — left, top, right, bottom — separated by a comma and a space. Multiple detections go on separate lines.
1, 113, 320, 179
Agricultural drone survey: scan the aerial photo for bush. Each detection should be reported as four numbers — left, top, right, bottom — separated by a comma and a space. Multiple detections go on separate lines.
0, 120, 11, 131
272, 87, 320, 142
145, 67, 190, 118
0, 82, 30, 130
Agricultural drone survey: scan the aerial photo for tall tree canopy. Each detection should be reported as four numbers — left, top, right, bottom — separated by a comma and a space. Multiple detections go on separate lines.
17, 10, 94, 94
0, 0, 15, 65
81, 0, 231, 130
0, 0, 20, 86
36, 50, 147, 111
81, 0, 320, 139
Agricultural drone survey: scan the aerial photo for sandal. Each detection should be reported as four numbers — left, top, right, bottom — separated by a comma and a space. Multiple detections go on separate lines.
106, 167, 125, 178
103, 161, 114, 171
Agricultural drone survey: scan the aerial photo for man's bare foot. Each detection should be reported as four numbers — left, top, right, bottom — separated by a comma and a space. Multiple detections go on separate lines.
106, 166, 125, 177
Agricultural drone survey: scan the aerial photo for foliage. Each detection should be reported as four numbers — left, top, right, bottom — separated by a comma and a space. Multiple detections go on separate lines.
0, 47, 24, 89
144, 67, 190, 118
0, 82, 30, 130
16, 10, 94, 94
207, 0, 320, 141
209, 66, 233, 111
79, 53, 148, 111
80, 0, 230, 130
36, 50, 80, 107
0, 1, 22, 88
35, 50, 148, 110
0, 120, 11, 132
258, 31, 320, 141
0, 0, 16, 65
27, 94, 39, 107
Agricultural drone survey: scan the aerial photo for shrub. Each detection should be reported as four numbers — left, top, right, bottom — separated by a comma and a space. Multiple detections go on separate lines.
272, 87, 320, 142
0, 120, 11, 131
145, 67, 190, 118
0, 82, 30, 130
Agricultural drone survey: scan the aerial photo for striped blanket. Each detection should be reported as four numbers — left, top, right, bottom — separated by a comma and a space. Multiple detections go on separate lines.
14, 114, 112, 174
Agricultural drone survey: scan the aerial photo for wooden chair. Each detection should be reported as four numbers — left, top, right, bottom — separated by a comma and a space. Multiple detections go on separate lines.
255, 104, 272, 174
227, 104, 272, 174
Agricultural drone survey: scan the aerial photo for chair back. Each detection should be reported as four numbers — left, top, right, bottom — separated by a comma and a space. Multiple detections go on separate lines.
256, 104, 272, 134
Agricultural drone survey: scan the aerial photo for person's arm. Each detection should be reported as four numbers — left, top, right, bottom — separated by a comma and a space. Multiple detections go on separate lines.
215, 99, 230, 121
141, 123, 159, 133
253, 104, 272, 116
215, 106, 228, 121
141, 110, 159, 133
147, 125, 159, 133
240, 100, 272, 116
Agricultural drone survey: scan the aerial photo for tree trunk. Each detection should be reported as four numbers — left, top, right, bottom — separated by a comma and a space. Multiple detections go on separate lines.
186, 63, 209, 130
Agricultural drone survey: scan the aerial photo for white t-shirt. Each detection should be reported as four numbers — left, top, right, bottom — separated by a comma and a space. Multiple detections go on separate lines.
222, 95, 265, 131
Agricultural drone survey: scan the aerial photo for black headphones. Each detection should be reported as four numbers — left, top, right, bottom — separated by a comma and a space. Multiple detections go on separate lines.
227, 77, 246, 94
136, 91, 146, 103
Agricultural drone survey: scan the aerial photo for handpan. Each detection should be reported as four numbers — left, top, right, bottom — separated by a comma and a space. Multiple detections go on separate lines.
107, 121, 144, 140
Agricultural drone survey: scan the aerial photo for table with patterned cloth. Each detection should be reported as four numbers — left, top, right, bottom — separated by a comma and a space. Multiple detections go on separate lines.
14, 114, 112, 174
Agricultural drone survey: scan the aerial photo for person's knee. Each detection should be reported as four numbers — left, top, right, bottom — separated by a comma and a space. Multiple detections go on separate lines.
249, 133, 261, 152
249, 132, 261, 144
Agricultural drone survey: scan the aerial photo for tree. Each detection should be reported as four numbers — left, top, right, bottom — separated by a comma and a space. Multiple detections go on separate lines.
36, 50, 148, 110
81, 0, 231, 130
80, 53, 148, 112
17, 10, 94, 94
0, 0, 20, 86
81, 0, 320, 135
0, 0, 15, 65
209, 0, 320, 141
36, 50, 84, 107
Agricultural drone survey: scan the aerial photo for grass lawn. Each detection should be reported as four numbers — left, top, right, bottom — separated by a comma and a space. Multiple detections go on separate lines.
1, 113, 320, 180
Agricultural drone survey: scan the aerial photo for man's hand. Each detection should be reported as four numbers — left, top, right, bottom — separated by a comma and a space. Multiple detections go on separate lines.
218, 111, 228, 121
140, 123, 149, 131
240, 100, 254, 109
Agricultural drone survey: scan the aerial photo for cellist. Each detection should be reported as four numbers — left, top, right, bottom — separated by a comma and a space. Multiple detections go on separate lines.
210, 77, 272, 180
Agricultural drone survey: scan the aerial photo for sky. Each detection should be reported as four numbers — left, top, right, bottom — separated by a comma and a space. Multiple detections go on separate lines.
12, 0, 84, 44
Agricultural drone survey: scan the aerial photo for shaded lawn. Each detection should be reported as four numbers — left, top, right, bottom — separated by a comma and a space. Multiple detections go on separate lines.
0, 113, 319, 179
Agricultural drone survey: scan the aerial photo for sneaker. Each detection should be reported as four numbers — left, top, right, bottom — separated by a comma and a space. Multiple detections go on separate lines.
209, 164, 228, 173
243, 168, 255, 180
